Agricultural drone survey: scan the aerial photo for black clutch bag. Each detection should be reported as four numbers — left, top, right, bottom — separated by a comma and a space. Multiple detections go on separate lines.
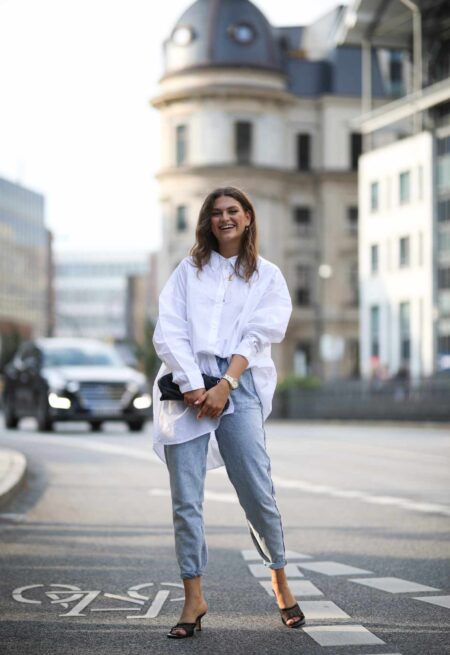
157, 373, 230, 412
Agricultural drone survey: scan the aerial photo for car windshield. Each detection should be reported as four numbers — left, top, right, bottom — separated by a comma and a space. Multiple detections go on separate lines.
42, 346, 124, 367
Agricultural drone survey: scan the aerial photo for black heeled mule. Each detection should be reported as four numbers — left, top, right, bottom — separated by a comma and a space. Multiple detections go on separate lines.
279, 602, 306, 628
167, 611, 207, 639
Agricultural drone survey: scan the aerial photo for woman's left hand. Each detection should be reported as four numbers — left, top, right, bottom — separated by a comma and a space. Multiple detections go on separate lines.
195, 380, 230, 419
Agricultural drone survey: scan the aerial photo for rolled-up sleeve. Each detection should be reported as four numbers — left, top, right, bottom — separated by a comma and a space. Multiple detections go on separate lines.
153, 260, 204, 393
233, 267, 292, 366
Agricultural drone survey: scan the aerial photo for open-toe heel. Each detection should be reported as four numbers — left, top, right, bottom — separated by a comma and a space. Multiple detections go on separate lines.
167, 611, 207, 639
279, 603, 305, 628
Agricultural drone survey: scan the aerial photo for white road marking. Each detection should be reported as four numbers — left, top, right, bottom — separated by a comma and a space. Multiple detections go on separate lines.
271, 475, 450, 517
0, 513, 27, 523
8, 433, 448, 517
2, 433, 160, 464
259, 580, 324, 597
241, 548, 312, 561
148, 487, 238, 504
248, 563, 303, 578
128, 590, 170, 619
303, 624, 385, 647
298, 561, 373, 576
295, 600, 351, 620
413, 595, 450, 609
350, 577, 440, 594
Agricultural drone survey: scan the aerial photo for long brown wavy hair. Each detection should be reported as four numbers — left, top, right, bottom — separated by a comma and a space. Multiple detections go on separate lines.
190, 187, 259, 281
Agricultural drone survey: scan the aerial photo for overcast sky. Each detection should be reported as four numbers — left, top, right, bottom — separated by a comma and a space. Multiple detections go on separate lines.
0, 0, 343, 253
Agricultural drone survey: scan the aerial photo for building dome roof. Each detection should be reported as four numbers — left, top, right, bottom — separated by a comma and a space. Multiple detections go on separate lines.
163, 0, 282, 77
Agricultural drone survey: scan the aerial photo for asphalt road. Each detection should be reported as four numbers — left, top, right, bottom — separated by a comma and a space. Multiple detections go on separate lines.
0, 416, 449, 655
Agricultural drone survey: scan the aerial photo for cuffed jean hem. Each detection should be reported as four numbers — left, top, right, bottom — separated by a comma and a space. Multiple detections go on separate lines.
181, 572, 203, 579
267, 560, 287, 570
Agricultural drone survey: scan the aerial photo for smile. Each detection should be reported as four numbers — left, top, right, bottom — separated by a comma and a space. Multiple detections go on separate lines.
219, 224, 236, 230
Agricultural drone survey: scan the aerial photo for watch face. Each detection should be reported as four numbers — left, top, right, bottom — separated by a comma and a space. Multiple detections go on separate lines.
172, 25, 195, 46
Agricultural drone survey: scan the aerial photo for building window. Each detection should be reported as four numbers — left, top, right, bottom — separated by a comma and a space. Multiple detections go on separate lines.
350, 132, 362, 170
389, 50, 403, 96
296, 265, 311, 306
235, 121, 252, 164
399, 301, 411, 363
176, 205, 187, 232
438, 292, 450, 317
293, 206, 312, 236
370, 305, 380, 358
370, 244, 379, 274
399, 236, 410, 268
347, 206, 358, 235
370, 181, 379, 212
296, 133, 311, 171
175, 125, 188, 166
438, 232, 450, 256
294, 341, 312, 377
399, 170, 411, 204
438, 199, 450, 222
438, 334, 450, 355
438, 267, 450, 289
349, 261, 359, 306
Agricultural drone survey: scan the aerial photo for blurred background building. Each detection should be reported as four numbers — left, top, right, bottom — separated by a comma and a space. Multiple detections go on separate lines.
152, 0, 412, 380
0, 176, 53, 368
54, 250, 157, 352
339, 0, 450, 380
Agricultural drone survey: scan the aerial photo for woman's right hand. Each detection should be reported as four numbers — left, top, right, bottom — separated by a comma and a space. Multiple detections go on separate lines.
183, 388, 206, 408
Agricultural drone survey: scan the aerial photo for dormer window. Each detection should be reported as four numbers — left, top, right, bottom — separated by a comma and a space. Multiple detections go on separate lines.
228, 22, 256, 44
172, 25, 195, 46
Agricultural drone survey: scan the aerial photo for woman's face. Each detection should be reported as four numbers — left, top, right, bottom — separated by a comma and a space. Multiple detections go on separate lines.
210, 195, 251, 252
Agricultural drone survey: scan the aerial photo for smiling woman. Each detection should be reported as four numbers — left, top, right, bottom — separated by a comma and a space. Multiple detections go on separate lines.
152, 186, 306, 638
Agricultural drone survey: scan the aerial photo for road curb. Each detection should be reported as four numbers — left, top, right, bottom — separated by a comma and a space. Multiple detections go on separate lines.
0, 449, 27, 508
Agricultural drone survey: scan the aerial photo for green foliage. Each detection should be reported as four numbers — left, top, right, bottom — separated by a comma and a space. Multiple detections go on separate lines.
276, 374, 322, 392
0, 327, 23, 374
133, 319, 161, 384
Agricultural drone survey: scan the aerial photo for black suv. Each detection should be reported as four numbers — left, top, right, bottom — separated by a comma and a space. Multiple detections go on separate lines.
2, 337, 151, 432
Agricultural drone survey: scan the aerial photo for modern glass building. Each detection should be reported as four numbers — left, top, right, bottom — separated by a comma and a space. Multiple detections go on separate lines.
54, 250, 152, 343
0, 176, 52, 344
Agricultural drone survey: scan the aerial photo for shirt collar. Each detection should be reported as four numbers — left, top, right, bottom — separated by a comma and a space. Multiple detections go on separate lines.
210, 251, 238, 270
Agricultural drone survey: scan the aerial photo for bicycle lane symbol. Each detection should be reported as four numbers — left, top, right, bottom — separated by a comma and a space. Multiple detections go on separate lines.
12, 582, 184, 619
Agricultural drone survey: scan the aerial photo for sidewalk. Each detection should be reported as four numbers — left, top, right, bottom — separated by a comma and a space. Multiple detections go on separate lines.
0, 448, 27, 508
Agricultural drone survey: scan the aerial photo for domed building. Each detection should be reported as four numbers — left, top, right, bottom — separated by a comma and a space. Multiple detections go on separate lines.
151, 0, 396, 380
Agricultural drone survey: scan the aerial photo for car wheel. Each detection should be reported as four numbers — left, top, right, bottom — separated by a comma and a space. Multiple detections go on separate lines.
90, 421, 102, 432
37, 393, 53, 432
127, 420, 146, 432
3, 395, 19, 429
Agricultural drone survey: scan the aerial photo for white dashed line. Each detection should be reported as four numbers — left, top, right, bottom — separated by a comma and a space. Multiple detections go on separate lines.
303, 624, 385, 647
259, 580, 324, 597
350, 577, 440, 594
412, 595, 450, 609
247, 563, 303, 578
271, 475, 450, 517
292, 600, 351, 620
298, 561, 373, 576
241, 548, 312, 561
148, 488, 238, 504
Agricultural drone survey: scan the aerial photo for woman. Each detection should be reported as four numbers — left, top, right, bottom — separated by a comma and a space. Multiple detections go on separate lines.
152, 187, 305, 638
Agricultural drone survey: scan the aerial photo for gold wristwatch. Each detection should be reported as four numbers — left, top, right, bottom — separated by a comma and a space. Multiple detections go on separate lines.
221, 374, 239, 391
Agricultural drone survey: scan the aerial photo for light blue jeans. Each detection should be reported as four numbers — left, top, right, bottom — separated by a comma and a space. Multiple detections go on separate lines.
164, 356, 287, 579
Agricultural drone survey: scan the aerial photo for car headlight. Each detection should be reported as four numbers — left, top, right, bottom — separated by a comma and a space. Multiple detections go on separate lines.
48, 393, 71, 409
132, 394, 152, 410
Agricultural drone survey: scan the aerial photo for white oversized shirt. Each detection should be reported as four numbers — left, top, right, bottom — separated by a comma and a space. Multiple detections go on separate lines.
152, 251, 292, 469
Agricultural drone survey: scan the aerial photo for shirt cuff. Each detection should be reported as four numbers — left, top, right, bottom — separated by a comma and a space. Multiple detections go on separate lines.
178, 369, 205, 394
233, 336, 258, 363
